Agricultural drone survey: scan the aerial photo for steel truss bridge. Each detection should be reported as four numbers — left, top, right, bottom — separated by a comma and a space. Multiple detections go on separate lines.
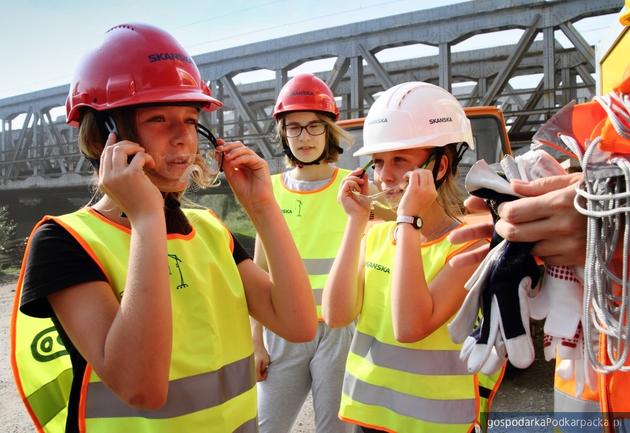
0, 0, 623, 208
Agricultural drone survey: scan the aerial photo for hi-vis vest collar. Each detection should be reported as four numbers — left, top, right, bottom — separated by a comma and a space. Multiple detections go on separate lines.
271, 167, 349, 319
11, 208, 257, 433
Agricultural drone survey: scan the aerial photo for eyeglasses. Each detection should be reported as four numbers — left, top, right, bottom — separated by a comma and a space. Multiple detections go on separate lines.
351, 153, 437, 209
351, 184, 406, 210
196, 124, 223, 187
284, 122, 326, 138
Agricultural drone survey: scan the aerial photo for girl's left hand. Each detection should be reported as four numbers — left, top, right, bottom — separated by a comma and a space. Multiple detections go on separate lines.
217, 140, 275, 211
397, 168, 437, 217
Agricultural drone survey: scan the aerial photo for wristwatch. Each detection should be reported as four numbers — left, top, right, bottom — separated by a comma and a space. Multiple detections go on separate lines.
396, 215, 423, 229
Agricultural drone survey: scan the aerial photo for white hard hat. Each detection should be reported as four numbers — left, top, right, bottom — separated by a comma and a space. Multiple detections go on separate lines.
354, 81, 474, 157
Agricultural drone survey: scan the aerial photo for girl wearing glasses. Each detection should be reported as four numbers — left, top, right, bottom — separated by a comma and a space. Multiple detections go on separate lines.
11, 24, 316, 433
323, 82, 503, 433
251, 73, 355, 433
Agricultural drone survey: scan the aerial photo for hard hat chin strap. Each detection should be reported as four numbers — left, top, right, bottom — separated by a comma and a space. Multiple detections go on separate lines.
431, 142, 468, 189
453, 142, 469, 172
281, 139, 343, 168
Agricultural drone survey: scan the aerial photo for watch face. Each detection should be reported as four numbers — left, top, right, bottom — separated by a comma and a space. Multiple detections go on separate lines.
411, 216, 422, 229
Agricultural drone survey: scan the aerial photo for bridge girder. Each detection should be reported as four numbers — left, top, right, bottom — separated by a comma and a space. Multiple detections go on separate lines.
0, 0, 623, 191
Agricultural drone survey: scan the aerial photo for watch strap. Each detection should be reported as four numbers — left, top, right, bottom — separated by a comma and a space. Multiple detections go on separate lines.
396, 215, 423, 229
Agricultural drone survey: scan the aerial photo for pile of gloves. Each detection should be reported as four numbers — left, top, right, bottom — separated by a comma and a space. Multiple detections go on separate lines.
448, 149, 593, 395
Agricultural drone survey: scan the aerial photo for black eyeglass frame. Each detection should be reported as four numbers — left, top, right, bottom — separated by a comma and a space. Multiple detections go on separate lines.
196, 124, 223, 173
283, 121, 327, 138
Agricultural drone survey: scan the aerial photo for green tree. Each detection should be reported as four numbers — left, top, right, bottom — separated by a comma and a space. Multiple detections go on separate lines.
0, 205, 18, 272
0, 205, 16, 251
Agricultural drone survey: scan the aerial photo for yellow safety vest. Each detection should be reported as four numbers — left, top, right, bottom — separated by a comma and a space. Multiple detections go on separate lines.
11, 207, 257, 433
340, 221, 500, 433
271, 167, 350, 319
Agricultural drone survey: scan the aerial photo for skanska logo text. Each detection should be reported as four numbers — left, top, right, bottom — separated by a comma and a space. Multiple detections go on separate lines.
365, 261, 390, 274
148, 53, 193, 64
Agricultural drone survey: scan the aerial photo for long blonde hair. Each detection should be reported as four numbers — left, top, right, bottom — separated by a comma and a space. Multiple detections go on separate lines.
435, 143, 465, 220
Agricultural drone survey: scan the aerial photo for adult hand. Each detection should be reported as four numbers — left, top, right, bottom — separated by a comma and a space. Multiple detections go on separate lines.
218, 140, 275, 213
495, 173, 585, 266
448, 196, 494, 268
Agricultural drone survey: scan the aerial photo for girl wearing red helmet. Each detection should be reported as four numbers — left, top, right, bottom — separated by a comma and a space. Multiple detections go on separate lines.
250, 73, 355, 433
11, 23, 316, 433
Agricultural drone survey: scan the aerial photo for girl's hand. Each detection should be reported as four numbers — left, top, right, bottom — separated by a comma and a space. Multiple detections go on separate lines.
253, 346, 271, 382
98, 133, 162, 218
217, 140, 274, 212
397, 168, 437, 217
338, 168, 371, 221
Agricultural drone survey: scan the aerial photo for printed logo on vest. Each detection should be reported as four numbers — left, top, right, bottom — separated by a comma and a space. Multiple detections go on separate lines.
365, 261, 390, 274
281, 199, 303, 217
31, 326, 68, 362
168, 254, 188, 289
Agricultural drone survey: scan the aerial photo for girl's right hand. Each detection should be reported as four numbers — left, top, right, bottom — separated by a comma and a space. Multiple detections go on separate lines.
98, 133, 163, 218
253, 346, 271, 382
338, 168, 371, 220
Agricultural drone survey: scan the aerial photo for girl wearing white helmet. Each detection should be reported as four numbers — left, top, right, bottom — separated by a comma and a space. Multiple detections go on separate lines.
251, 73, 355, 433
11, 23, 316, 433
323, 82, 502, 433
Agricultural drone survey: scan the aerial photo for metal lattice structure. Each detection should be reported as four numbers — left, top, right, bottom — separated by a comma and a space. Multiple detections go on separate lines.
0, 0, 623, 193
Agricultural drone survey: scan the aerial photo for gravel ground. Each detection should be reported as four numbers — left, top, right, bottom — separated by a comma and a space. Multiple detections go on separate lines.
0, 276, 552, 432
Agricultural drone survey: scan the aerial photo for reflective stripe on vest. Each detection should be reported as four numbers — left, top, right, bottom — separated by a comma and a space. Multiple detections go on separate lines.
554, 388, 601, 413
340, 222, 480, 433
302, 258, 335, 304
351, 331, 469, 375
271, 168, 349, 318
343, 373, 477, 425
85, 354, 255, 419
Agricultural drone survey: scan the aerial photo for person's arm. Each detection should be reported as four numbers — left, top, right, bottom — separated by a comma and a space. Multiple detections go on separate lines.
392, 168, 484, 342
219, 140, 316, 342
49, 135, 172, 409
250, 235, 270, 381
322, 168, 371, 328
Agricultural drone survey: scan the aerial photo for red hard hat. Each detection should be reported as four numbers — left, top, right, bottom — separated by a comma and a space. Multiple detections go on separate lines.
65, 23, 222, 127
273, 73, 339, 120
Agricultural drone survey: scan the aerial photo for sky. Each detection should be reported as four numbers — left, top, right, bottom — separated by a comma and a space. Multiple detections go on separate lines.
0, 0, 621, 101
0, 0, 466, 100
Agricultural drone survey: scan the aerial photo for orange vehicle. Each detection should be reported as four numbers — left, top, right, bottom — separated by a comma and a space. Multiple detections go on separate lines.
337, 105, 512, 223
